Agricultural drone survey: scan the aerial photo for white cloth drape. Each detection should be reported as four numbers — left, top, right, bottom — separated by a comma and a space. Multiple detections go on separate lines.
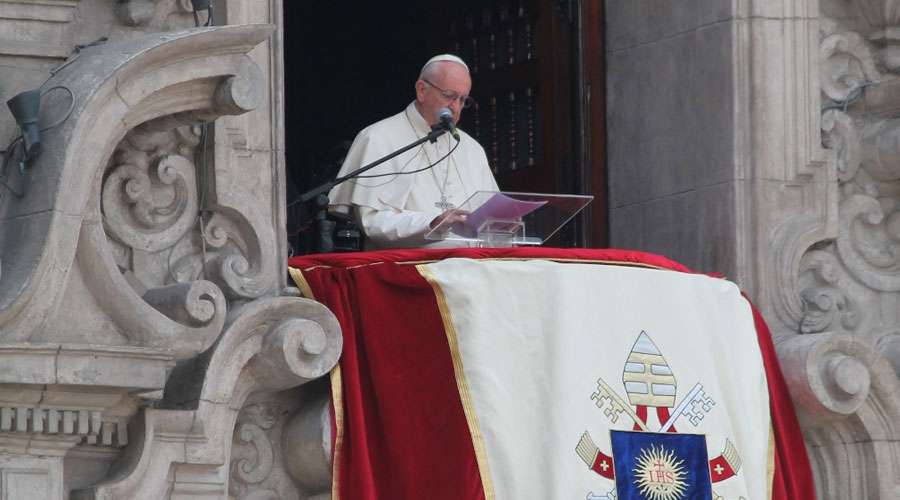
420, 259, 771, 500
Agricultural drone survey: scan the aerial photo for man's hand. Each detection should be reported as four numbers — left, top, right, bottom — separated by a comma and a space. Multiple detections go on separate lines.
429, 208, 469, 230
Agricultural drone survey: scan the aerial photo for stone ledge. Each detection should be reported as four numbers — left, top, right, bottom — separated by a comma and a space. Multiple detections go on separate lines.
0, 0, 82, 59
0, 344, 174, 458
0, 344, 174, 389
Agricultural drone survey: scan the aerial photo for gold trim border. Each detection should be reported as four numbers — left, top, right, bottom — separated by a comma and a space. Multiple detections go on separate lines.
401, 257, 672, 269
288, 266, 345, 500
328, 366, 345, 499
296, 256, 676, 272
767, 424, 775, 499
288, 266, 315, 298
417, 264, 497, 500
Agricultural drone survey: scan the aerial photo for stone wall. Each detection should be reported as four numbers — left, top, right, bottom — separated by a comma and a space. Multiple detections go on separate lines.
606, 1, 737, 279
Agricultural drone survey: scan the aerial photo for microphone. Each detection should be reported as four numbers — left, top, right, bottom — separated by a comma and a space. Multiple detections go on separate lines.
437, 107, 460, 141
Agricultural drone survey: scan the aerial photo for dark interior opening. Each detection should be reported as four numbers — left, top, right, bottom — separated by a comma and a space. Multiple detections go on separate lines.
282, 2, 606, 254
283, 2, 439, 192
283, 2, 444, 253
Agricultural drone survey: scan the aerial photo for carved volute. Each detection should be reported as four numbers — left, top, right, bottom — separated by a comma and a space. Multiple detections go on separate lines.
767, 1, 900, 497
0, 2, 339, 498
0, 25, 276, 359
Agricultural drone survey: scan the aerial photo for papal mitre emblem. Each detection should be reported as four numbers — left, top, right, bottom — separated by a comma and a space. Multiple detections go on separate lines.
622, 331, 677, 408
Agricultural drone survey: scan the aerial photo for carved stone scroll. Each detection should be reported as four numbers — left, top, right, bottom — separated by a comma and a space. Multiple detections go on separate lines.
778, 333, 900, 498
768, 4, 900, 497
233, 422, 275, 484
0, 25, 274, 359
283, 392, 333, 495
76, 297, 342, 499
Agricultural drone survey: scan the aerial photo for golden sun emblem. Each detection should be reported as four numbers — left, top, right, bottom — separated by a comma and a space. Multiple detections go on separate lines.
633, 444, 688, 500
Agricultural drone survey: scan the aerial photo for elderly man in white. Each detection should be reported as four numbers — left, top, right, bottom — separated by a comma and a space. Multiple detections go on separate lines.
328, 54, 499, 249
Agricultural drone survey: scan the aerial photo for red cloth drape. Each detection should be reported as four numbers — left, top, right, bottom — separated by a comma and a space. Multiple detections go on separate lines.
289, 247, 815, 500
295, 257, 484, 500
747, 300, 817, 499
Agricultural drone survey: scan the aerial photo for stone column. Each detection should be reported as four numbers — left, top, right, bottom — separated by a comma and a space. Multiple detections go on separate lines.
605, 1, 740, 279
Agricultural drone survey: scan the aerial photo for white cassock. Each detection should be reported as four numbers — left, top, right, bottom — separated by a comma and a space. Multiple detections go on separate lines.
329, 102, 499, 250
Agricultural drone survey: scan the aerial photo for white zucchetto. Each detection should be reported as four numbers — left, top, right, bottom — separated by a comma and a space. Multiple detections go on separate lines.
421, 54, 469, 74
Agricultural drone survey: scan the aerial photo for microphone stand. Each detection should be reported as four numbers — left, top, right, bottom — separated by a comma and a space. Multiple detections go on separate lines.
297, 124, 450, 253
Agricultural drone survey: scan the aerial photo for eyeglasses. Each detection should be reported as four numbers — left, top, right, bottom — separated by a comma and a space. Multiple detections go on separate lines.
422, 78, 475, 109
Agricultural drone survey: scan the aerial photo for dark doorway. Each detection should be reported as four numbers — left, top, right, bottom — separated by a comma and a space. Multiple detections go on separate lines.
283, 1, 606, 252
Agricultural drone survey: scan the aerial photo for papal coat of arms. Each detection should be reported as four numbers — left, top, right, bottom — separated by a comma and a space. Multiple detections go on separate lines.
575, 332, 744, 500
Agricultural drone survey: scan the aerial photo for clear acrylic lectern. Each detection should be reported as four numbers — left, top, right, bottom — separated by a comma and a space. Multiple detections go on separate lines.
424, 191, 593, 247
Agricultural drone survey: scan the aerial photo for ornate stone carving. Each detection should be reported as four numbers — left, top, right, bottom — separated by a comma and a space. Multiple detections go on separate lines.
822, 110, 862, 182
799, 250, 862, 334
820, 30, 881, 104
232, 407, 276, 485
115, 0, 156, 27
234, 424, 275, 482
0, 342, 172, 496
780, 334, 873, 416
102, 112, 274, 310
283, 392, 333, 495
76, 297, 342, 499
102, 128, 201, 254
779, 333, 900, 498
228, 401, 291, 500
114, 0, 195, 29
227, 387, 333, 500
0, 1, 290, 498
0, 26, 276, 360
771, 7, 900, 498
856, 0, 900, 29
141, 280, 222, 326
770, 213, 827, 332
836, 193, 900, 291
0, 407, 128, 451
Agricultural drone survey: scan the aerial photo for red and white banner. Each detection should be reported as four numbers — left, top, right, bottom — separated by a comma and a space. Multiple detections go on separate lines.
289, 247, 814, 500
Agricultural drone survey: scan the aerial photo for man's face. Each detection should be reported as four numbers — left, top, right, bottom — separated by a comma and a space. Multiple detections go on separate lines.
415, 62, 472, 126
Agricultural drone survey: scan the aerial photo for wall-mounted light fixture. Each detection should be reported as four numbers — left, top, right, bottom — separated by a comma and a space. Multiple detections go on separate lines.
1, 85, 74, 197
6, 89, 42, 162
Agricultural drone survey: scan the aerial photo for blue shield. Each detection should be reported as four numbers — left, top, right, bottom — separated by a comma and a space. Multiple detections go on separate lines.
610, 430, 712, 500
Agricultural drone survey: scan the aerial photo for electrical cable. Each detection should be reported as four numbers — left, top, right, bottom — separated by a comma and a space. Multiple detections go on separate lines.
196, 122, 211, 280
38, 37, 108, 90
354, 135, 461, 179
165, 122, 213, 283
284, 132, 461, 253
285, 133, 461, 208
0, 137, 23, 196
822, 80, 878, 113
38, 86, 75, 132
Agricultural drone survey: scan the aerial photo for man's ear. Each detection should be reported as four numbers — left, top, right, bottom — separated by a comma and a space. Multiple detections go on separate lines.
414, 80, 426, 101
